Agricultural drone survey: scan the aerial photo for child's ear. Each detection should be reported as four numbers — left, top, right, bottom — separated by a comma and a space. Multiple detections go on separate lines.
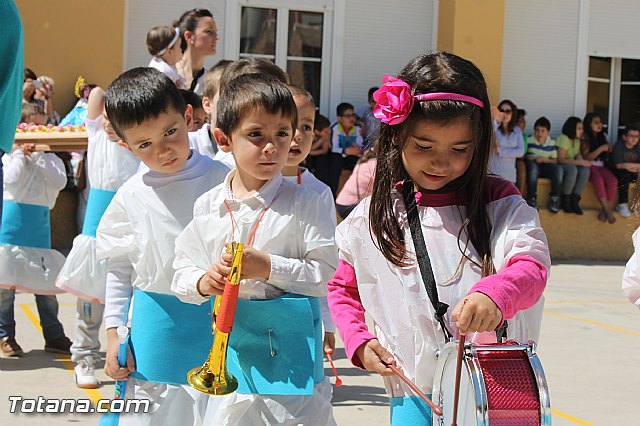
202, 96, 212, 117
184, 104, 193, 129
213, 127, 232, 153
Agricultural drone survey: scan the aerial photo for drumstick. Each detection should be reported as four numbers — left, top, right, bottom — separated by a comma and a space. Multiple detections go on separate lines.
451, 336, 466, 426
325, 351, 343, 386
388, 364, 443, 416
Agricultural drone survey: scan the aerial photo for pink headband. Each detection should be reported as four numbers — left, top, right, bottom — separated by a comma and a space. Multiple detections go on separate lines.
373, 74, 484, 125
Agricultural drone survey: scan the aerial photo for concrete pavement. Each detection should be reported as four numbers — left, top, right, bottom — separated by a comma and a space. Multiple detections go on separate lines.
1, 262, 638, 425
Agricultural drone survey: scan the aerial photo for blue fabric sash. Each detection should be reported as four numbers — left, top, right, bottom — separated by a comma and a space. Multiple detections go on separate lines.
228, 295, 322, 395
0, 201, 50, 248
129, 290, 213, 385
390, 396, 433, 426
82, 188, 117, 237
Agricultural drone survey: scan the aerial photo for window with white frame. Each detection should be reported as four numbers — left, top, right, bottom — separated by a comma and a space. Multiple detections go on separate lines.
227, 1, 333, 113
587, 56, 640, 139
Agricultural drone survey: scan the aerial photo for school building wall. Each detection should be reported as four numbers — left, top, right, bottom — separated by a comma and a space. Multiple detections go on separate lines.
340, 0, 435, 114
500, 0, 640, 137
15, 0, 125, 117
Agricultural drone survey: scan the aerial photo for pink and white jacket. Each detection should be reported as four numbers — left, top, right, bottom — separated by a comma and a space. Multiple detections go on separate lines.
328, 177, 550, 397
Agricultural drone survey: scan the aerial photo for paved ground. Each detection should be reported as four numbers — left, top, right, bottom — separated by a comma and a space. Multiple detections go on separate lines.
0, 262, 638, 425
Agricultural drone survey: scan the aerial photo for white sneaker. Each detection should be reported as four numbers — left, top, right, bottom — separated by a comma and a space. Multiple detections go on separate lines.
74, 357, 99, 389
617, 203, 633, 218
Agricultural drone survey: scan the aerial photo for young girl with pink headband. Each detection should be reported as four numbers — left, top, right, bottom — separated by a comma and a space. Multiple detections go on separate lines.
328, 52, 550, 425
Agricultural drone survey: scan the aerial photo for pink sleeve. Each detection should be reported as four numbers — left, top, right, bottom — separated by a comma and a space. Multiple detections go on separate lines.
327, 260, 376, 368
468, 255, 547, 321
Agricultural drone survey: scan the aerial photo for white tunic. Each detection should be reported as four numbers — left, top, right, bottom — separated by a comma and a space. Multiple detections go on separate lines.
188, 123, 236, 169
96, 151, 229, 426
0, 149, 67, 293
334, 182, 549, 397
172, 171, 337, 426
148, 57, 186, 88
56, 116, 140, 301
283, 168, 337, 333
623, 228, 640, 308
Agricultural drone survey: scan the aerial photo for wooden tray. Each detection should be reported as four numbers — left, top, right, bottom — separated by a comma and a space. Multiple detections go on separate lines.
14, 131, 88, 151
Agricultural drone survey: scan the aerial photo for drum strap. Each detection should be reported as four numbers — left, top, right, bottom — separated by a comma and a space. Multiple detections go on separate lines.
402, 180, 509, 343
402, 180, 453, 341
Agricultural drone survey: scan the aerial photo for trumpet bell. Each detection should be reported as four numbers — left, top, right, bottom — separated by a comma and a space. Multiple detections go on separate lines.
186, 364, 238, 395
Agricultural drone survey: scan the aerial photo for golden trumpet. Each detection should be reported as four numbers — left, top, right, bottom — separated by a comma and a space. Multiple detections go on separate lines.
187, 241, 244, 395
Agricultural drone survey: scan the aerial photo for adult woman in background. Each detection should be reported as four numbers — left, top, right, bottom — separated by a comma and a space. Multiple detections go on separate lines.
175, 8, 219, 94
488, 99, 525, 184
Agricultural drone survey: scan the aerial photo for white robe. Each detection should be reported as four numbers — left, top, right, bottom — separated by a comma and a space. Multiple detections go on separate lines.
283, 168, 337, 333
96, 151, 229, 426
172, 171, 337, 426
56, 116, 140, 301
188, 123, 236, 169
623, 228, 640, 309
334, 182, 550, 397
0, 149, 67, 293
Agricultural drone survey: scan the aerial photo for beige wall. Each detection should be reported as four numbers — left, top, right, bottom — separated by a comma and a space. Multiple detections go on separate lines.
438, 0, 505, 105
15, 0, 125, 118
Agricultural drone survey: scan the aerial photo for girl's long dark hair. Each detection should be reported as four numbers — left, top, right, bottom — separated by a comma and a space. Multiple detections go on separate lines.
369, 52, 494, 274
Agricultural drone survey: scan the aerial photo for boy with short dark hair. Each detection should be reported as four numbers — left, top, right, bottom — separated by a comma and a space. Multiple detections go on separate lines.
525, 116, 563, 212
326, 102, 363, 196
98, 67, 229, 425
611, 124, 640, 217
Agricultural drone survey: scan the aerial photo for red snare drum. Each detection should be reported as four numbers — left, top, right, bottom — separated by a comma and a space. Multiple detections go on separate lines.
432, 341, 551, 426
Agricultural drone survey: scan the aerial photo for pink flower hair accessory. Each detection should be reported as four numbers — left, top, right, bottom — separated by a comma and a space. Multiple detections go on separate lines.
373, 74, 484, 125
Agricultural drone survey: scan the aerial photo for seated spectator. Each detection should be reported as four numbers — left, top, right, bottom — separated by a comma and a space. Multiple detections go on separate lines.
306, 113, 331, 179
610, 124, 640, 217
358, 87, 380, 148
556, 117, 591, 215
488, 100, 525, 184
335, 147, 376, 219
582, 112, 618, 223
525, 117, 562, 212
326, 102, 363, 196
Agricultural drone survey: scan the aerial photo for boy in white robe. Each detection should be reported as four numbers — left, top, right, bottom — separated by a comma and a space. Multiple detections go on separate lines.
172, 74, 337, 425
96, 67, 229, 426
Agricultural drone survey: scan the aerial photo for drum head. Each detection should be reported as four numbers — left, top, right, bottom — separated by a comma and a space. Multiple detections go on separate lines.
432, 342, 480, 425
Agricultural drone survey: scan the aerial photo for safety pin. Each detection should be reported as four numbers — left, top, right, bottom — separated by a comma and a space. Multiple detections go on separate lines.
268, 328, 277, 356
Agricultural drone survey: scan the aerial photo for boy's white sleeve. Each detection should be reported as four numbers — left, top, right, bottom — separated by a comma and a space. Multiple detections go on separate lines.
31, 152, 67, 191
172, 216, 211, 305
103, 256, 134, 329
320, 297, 336, 333
2, 151, 27, 185
623, 228, 640, 309
267, 191, 337, 297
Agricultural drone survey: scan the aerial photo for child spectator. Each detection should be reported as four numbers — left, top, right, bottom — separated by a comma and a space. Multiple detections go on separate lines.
359, 87, 380, 148
98, 67, 229, 424
556, 117, 591, 215
582, 112, 618, 223
306, 113, 331, 180
0, 142, 71, 357
172, 73, 336, 425
488, 100, 525, 184
525, 117, 562, 212
335, 147, 377, 219
328, 52, 549, 423
55, 87, 140, 388
326, 102, 364, 196
610, 124, 640, 217
179, 89, 205, 131
147, 26, 185, 88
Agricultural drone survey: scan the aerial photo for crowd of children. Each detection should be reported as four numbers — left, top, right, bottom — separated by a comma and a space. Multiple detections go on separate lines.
5, 5, 640, 425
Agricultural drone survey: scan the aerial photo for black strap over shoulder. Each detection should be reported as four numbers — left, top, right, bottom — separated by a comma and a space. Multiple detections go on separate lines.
402, 180, 508, 343
402, 180, 452, 341
189, 68, 205, 92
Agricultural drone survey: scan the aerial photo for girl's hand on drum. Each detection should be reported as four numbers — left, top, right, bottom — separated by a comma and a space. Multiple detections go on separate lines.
355, 339, 395, 376
451, 292, 503, 335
